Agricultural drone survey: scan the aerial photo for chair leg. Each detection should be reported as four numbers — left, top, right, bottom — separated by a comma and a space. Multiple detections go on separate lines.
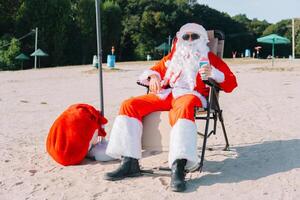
199, 104, 211, 172
213, 112, 217, 135
210, 86, 230, 151
218, 110, 230, 151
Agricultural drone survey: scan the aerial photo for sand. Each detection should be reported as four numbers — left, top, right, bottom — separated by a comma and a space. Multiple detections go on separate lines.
0, 58, 300, 200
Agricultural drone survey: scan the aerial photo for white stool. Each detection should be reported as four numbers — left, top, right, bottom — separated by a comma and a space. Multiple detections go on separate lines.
142, 111, 171, 151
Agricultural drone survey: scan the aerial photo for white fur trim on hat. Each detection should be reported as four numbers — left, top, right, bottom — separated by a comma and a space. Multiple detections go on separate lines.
177, 23, 209, 43
168, 118, 199, 171
106, 115, 143, 159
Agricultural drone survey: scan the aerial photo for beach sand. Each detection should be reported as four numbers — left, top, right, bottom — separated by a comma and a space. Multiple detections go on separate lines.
0, 58, 300, 199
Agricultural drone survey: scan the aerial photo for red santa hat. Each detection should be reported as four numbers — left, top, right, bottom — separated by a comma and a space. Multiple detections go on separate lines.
46, 104, 108, 166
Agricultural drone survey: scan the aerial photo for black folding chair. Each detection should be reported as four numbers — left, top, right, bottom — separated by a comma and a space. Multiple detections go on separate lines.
137, 77, 230, 173
194, 78, 230, 172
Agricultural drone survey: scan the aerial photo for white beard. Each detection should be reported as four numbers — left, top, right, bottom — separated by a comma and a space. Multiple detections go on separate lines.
163, 39, 209, 90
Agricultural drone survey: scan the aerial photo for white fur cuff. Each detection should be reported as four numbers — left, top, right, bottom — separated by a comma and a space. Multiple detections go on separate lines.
210, 66, 225, 83
168, 119, 199, 170
106, 115, 143, 159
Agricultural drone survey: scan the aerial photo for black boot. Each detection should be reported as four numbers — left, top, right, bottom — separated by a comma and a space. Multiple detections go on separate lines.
104, 157, 141, 181
170, 159, 187, 192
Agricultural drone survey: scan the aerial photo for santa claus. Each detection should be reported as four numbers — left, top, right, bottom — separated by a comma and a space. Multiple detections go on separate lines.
104, 23, 237, 192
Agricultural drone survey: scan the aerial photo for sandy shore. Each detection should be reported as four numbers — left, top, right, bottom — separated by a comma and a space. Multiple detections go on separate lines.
1, 58, 300, 199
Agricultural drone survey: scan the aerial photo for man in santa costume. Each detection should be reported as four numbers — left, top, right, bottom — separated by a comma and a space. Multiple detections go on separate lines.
104, 23, 237, 192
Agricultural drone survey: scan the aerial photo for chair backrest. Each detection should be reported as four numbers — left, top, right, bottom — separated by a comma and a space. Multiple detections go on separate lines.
207, 30, 225, 58
206, 30, 225, 110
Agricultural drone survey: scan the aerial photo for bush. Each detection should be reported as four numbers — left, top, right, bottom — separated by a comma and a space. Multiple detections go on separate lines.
0, 37, 21, 70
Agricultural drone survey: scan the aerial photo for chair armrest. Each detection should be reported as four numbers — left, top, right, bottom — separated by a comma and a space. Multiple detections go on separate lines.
137, 80, 149, 89
203, 78, 222, 91
137, 78, 222, 94
137, 80, 150, 94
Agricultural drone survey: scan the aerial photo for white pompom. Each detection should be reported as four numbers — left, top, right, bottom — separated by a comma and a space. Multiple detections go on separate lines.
87, 138, 116, 162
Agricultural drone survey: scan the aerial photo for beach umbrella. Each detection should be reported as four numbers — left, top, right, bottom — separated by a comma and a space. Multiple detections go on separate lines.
30, 48, 48, 68
155, 42, 170, 56
15, 53, 30, 70
257, 34, 290, 65
95, 0, 104, 115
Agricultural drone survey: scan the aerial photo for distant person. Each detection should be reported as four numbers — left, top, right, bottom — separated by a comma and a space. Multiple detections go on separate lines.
104, 23, 238, 192
232, 51, 237, 58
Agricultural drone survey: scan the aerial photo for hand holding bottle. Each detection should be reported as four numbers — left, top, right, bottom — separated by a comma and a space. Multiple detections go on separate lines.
199, 57, 212, 81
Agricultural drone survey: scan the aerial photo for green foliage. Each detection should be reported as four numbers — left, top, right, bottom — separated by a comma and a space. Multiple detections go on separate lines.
263, 20, 291, 37
192, 6, 251, 57
71, 0, 96, 64
15, 0, 74, 67
1, 0, 299, 69
0, 0, 22, 36
0, 37, 21, 70
293, 19, 300, 57
102, 0, 122, 59
250, 19, 270, 36
115, 0, 193, 60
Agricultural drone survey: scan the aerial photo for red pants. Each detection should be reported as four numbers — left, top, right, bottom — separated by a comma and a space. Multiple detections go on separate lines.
119, 93, 202, 126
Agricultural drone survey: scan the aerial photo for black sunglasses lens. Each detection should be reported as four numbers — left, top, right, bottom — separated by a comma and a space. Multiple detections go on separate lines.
182, 34, 190, 40
191, 33, 200, 40
182, 33, 200, 41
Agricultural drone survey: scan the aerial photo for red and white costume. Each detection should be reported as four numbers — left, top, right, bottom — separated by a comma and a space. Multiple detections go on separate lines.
106, 23, 237, 170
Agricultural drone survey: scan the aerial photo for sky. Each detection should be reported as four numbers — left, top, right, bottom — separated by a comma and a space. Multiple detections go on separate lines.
197, 0, 300, 23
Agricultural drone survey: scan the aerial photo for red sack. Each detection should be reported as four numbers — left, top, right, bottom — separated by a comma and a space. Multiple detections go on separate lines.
46, 104, 107, 166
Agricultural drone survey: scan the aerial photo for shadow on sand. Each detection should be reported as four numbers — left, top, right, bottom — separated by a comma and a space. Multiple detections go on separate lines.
187, 139, 300, 191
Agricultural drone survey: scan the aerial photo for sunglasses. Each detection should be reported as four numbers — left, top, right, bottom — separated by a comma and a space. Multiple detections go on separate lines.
182, 33, 200, 41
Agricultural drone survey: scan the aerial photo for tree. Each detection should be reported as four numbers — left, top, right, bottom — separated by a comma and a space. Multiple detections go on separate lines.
294, 19, 300, 57
101, 0, 122, 61
3, 0, 297, 69
15, 0, 74, 67
115, 0, 193, 60
0, 37, 21, 70
193, 6, 252, 57
250, 19, 270, 36
0, 0, 23, 36
71, 0, 97, 64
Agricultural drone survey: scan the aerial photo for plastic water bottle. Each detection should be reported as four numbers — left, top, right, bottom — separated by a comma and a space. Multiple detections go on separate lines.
199, 57, 209, 81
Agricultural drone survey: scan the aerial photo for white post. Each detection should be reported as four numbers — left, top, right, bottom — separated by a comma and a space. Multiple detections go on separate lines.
292, 18, 295, 60
34, 27, 38, 69
168, 35, 171, 52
